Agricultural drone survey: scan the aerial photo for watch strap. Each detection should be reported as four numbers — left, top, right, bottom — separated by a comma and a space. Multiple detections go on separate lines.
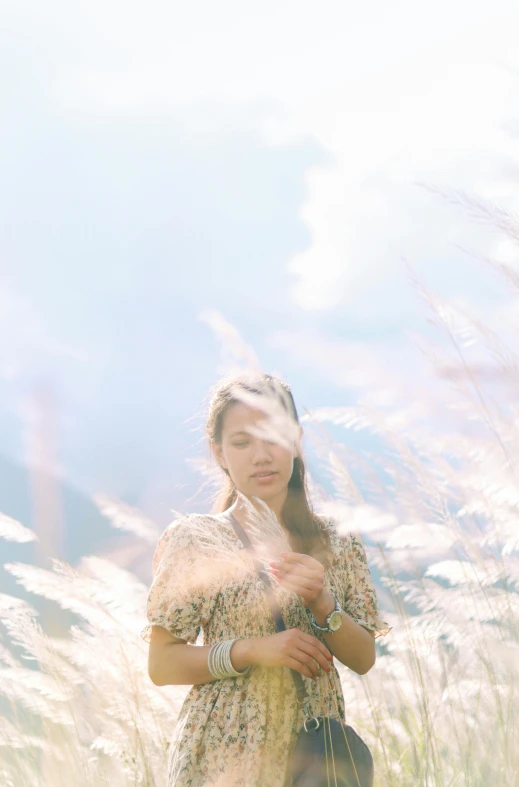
309, 599, 342, 633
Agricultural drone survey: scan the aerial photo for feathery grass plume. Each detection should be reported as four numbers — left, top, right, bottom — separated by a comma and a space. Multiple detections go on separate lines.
92, 494, 161, 545
232, 490, 292, 564
0, 549, 192, 786
0, 514, 38, 543
198, 310, 263, 374
164, 512, 257, 586
413, 180, 519, 241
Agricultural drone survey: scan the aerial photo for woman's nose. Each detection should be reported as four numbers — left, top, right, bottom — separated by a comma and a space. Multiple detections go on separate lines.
252, 441, 272, 461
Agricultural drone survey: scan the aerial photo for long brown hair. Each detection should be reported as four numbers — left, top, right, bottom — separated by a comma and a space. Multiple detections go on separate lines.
206, 372, 332, 567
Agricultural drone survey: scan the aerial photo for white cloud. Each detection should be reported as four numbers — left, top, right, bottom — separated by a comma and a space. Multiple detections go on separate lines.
5, 0, 519, 315
278, 58, 519, 310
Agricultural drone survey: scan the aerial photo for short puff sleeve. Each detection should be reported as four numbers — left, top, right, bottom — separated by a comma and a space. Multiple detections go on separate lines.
140, 517, 220, 645
337, 530, 391, 639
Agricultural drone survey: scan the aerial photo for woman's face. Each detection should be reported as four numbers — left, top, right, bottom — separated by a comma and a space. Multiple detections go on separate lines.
211, 401, 302, 506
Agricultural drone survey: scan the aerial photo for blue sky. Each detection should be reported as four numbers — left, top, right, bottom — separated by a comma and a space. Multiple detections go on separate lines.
1, 0, 518, 531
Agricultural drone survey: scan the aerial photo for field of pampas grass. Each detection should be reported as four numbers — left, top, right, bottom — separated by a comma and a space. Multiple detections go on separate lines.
2, 222, 519, 784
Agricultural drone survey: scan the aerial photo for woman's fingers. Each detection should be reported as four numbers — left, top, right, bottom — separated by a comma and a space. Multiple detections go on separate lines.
290, 646, 332, 678
274, 575, 318, 593
289, 650, 320, 678
285, 656, 315, 679
297, 644, 333, 674
277, 629, 335, 679
277, 561, 322, 579
299, 632, 334, 662
279, 552, 320, 569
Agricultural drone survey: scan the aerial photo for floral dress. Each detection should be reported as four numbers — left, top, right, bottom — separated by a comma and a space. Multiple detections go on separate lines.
141, 512, 390, 787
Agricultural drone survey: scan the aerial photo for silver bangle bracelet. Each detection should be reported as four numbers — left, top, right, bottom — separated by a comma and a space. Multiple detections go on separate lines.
208, 638, 251, 679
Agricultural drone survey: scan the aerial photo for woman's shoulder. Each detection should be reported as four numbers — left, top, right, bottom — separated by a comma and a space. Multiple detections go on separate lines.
315, 512, 343, 539
316, 511, 362, 539
151, 512, 233, 572
315, 512, 365, 559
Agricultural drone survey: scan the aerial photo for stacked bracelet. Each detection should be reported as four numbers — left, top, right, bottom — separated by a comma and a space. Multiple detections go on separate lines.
208, 638, 251, 679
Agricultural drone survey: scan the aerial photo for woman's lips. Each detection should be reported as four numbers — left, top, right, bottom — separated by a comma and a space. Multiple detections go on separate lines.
252, 472, 277, 483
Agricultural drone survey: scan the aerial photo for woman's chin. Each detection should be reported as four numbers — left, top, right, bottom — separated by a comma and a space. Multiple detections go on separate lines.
245, 485, 284, 504
236, 479, 287, 504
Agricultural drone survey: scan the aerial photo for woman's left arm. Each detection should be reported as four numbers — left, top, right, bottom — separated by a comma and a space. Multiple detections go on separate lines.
306, 588, 376, 675
269, 546, 380, 675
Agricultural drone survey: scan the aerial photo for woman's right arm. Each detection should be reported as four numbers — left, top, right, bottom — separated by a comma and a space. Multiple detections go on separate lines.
148, 625, 334, 686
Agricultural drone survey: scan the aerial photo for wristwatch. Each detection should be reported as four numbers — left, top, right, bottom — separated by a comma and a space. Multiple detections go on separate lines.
308, 597, 344, 634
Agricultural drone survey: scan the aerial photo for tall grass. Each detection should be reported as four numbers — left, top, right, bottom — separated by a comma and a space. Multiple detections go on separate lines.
1, 210, 519, 784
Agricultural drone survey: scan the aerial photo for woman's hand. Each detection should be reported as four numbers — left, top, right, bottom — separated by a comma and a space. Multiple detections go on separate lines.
268, 552, 327, 608
248, 629, 333, 679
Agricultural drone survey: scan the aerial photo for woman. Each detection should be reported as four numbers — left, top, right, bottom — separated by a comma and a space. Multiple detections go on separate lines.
141, 372, 389, 787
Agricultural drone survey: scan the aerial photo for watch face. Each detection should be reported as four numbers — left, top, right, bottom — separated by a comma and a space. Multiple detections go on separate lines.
328, 610, 342, 631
